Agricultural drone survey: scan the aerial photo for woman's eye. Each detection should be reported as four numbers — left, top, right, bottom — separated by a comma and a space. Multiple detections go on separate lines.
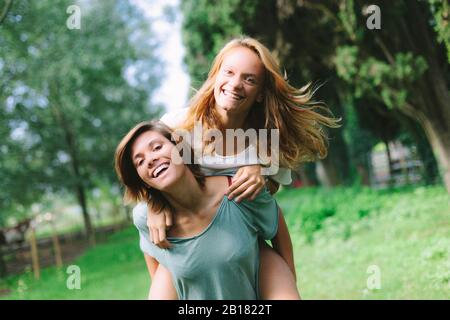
246, 77, 256, 84
154, 145, 162, 151
223, 69, 233, 75
137, 160, 143, 167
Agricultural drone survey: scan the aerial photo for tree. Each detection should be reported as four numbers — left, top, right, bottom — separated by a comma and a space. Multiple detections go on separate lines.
334, 0, 450, 192
0, 0, 163, 241
0, 0, 13, 24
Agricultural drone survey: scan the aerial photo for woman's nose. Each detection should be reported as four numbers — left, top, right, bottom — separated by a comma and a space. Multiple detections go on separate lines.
229, 75, 243, 89
145, 153, 157, 168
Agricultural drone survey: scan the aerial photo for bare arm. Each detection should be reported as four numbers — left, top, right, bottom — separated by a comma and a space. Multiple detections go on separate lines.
270, 210, 296, 280
143, 253, 178, 300
144, 253, 159, 280
147, 206, 172, 249
227, 165, 266, 202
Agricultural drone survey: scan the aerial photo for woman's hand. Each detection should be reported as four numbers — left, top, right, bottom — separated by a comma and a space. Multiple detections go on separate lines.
147, 206, 173, 249
226, 165, 266, 203
266, 179, 280, 195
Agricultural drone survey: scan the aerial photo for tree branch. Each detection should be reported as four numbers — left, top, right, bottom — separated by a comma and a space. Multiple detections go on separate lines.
374, 35, 396, 65
300, 1, 344, 33
0, 0, 13, 25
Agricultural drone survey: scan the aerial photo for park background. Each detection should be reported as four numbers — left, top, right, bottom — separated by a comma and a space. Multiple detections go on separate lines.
0, 0, 449, 299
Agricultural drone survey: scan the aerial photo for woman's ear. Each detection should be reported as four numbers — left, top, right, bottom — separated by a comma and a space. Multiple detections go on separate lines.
256, 94, 263, 103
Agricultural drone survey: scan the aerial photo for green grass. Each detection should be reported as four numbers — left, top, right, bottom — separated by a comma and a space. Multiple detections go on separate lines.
1, 185, 448, 299
0, 227, 149, 300
277, 185, 450, 299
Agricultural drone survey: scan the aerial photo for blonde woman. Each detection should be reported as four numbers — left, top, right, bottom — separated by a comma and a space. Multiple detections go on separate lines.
138, 36, 340, 298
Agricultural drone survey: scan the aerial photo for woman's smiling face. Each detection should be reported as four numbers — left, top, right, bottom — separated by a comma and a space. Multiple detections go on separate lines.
131, 130, 185, 191
213, 46, 265, 117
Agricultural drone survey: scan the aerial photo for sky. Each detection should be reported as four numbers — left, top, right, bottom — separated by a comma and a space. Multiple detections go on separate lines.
130, 0, 190, 113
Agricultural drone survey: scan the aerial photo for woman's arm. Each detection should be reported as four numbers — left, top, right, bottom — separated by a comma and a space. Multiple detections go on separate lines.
270, 209, 296, 280
144, 253, 159, 279
147, 206, 172, 249
227, 165, 266, 202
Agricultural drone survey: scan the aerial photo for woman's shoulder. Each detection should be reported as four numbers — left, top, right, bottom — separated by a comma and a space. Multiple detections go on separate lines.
132, 202, 148, 232
160, 107, 190, 129
204, 175, 230, 198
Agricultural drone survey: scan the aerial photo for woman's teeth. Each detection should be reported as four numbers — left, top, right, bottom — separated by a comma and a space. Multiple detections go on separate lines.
223, 89, 243, 100
153, 163, 169, 178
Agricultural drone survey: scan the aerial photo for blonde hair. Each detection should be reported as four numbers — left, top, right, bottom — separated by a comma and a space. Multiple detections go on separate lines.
181, 36, 341, 169
115, 121, 205, 213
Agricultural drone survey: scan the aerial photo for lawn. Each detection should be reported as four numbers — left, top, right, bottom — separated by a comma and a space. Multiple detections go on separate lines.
0, 227, 149, 299
278, 185, 450, 299
1, 185, 448, 299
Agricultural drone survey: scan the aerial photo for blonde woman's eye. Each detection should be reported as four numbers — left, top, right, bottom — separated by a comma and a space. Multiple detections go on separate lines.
223, 69, 233, 75
154, 145, 162, 151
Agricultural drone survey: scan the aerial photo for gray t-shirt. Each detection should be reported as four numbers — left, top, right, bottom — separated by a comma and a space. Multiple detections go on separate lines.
133, 183, 279, 300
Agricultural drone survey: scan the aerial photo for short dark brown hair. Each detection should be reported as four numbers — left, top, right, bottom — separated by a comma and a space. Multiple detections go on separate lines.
115, 120, 205, 214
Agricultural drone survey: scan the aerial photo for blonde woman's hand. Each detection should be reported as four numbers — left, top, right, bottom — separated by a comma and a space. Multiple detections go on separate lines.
147, 206, 173, 249
226, 165, 266, 203
266, 179, 280, 195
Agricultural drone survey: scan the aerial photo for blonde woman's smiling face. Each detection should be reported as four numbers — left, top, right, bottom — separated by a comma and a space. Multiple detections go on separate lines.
214, 47, 265, 117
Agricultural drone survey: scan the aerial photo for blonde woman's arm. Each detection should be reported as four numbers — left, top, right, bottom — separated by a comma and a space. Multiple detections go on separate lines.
227, 165, 266, 202
146, 205, 172, 249
270, 210, 296, 280
144, 253, 159, 279
144, 254, 178, 300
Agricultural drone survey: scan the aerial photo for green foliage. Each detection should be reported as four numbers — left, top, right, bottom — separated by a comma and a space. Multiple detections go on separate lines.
181, 0, 243, 85
428, 0, 450, 62
335, 47, 428, 109
276, 184, 448, 244
181, 0, 262, 86
337, 0, 357, 41
341, 97, 378, 178
0, 0, 163, 225
334, 46, 359, 82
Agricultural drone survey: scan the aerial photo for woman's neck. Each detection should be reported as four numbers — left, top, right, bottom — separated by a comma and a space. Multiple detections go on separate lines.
162, 172, 210, 215
216, 107, 251, 130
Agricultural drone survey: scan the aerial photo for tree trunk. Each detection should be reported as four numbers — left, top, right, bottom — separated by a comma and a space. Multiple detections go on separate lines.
402, 102, 450, 193
322, 155, 342, 186
296, 166, 313, 187
356, 164, 371, 186
75, 182, 95, 245
400, 117, 439, 184
419, 116, 450, 193
0, 246, 7, 278
383, 138, 394, 185
407, 1, 450, 192
0, 0, 12, 24
67, 131, 95, 245
50, 84, 95, 244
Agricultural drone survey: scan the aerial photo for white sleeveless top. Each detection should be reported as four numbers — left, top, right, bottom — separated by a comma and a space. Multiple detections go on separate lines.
160, 108, 292, 185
